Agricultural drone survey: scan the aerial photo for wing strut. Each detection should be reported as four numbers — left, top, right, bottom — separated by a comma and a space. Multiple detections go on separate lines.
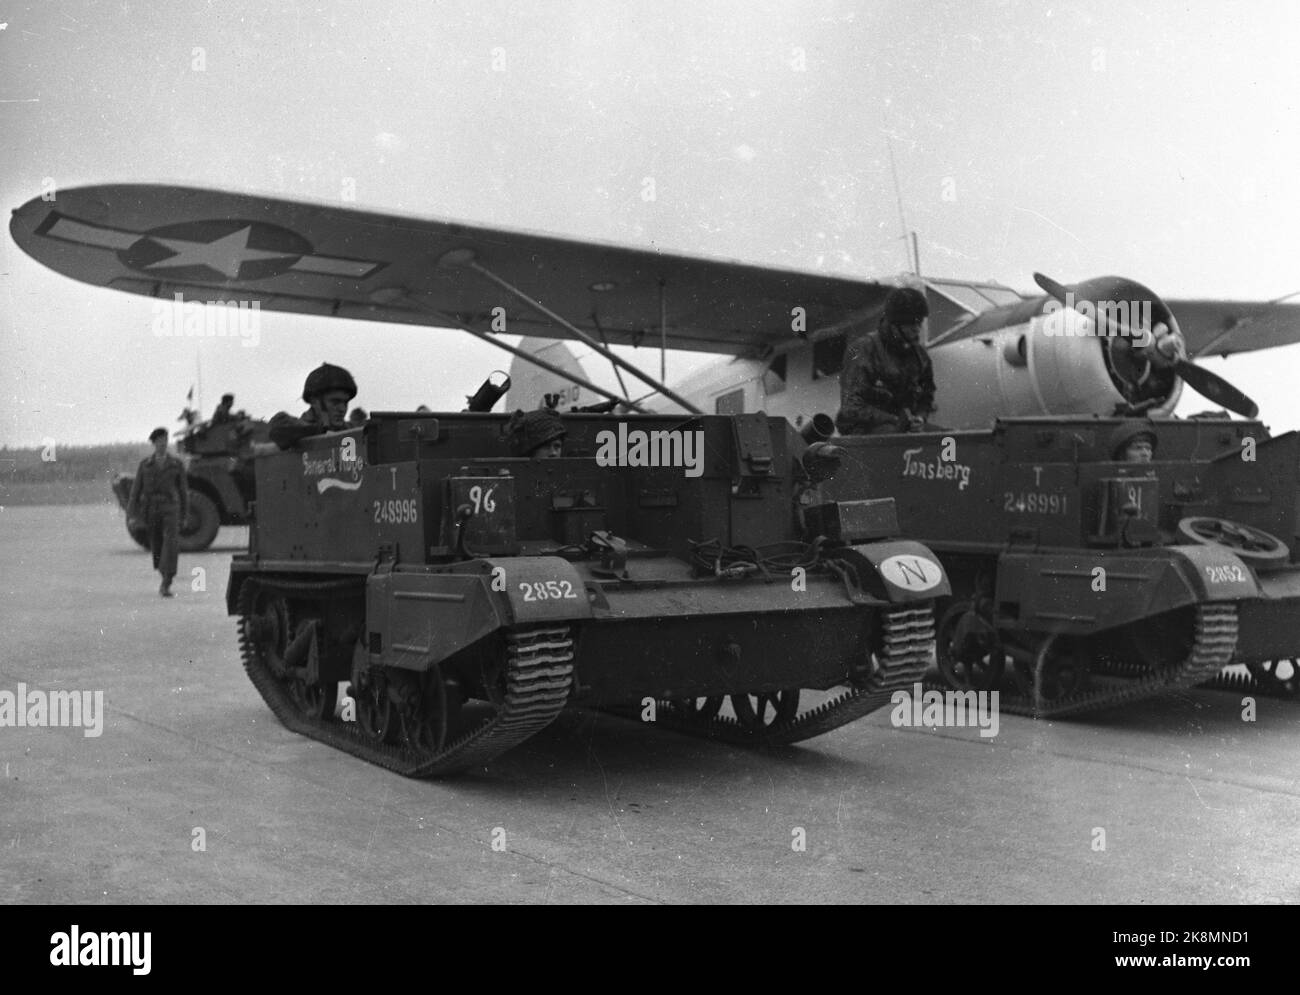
590, 310, 631, 399
443, 253, 704, 414
399, 293, 648, 412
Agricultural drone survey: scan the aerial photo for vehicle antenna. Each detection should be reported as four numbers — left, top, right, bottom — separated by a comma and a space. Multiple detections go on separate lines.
886, 137, 917, 276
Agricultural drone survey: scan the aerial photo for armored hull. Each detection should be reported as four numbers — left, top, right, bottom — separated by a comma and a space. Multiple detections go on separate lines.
226, 411, 949, 775
816, 416, 1300, 713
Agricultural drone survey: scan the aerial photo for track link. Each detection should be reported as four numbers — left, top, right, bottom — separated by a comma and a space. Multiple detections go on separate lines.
237, 576, 574, 777
934, 603, 1238, 719
652, 604, 936, 746
1201, 661, 1300, 701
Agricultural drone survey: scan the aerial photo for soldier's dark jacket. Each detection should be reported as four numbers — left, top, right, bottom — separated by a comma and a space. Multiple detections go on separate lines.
836, 330, 937, 435
269, 408, 332, 449
127, 453, 189, 518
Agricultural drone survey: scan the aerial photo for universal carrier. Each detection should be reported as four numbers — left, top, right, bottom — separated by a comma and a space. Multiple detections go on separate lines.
226, 411, 949, 776
818, 416, 1300, 715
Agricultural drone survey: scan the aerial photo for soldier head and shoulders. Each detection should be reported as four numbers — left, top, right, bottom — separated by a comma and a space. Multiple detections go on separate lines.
140, 426, 184, 471
1108, 422, 1158, 464
861, 286, 931, 356
503, 407, 566, 458
269, 363, 358, 449
837, 286, 937, 435
212, 393, 236, 423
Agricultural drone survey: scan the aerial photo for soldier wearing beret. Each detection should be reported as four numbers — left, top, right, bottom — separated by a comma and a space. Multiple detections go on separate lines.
836, 286, 938, 435
127, 427, 189, 597
269, 363, 358, 449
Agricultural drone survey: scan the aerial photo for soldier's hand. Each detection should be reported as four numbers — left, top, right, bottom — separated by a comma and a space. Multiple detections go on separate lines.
907, 415, 925, 432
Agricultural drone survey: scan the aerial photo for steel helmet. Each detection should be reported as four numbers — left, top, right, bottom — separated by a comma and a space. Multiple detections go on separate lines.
302, 363, 358, 403
883, 286, 929, 326
504, 408, 566, 456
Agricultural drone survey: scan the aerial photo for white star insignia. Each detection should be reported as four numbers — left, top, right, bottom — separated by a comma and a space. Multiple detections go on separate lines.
145, 226, 298, 279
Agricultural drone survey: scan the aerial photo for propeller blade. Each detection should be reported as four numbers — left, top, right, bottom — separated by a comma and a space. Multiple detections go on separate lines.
1033, 271, 1139, 339
1033, 272, 1070, 303
1173, 358, 1259, 417
1035, 271, 1258, 417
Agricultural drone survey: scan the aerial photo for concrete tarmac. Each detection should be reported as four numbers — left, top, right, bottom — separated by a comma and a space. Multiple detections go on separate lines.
2, 504, 1297, 904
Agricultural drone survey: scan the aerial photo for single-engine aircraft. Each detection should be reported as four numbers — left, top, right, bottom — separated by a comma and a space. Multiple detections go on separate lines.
10, 184, 1300, 429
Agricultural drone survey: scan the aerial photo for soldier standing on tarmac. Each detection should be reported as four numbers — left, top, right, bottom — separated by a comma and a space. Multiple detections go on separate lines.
836, 286, 939, 434
127, 427, 189, 598
269, 363, 358, 449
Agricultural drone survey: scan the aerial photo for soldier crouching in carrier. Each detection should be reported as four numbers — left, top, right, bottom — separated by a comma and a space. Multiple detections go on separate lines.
1110, 423, 1157, 463
503, 408, 566, 458
127, 427, 189, 597
836, 286, 940, 435
269, 362, 358, 449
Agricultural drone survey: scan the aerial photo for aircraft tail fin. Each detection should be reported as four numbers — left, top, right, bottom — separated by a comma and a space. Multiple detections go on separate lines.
503, 338, 588, 411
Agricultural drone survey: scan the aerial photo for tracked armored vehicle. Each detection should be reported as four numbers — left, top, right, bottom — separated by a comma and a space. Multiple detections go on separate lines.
226, 410, 949, 776
815, 416, 1300, 714
113, 416, 269, 551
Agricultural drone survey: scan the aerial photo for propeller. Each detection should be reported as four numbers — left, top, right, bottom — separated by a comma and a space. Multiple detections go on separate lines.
1033, 273, 1259, 418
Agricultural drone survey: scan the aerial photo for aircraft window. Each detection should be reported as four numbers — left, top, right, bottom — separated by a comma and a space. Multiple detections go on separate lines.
931, 284, 997, 314
812, 334, 846, 380
981, 287, 1024, 306
762, 354, 787, 395
715, 389, 745, 414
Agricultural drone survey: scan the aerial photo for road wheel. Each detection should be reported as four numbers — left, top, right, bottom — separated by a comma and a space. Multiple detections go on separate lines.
1246, 659, 1300, 698
936, 600, 1005, 692
180, 491, 220, 551
730, 689, 800, 734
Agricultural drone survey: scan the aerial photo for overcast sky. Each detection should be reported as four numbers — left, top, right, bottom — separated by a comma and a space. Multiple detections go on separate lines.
3, 0, 1299, 446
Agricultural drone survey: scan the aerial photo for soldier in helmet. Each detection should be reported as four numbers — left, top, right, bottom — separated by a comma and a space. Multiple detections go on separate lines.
269, 362, 358, 449
1110, 423, 1157, 463
836, 286, 938, 435
127, 427, 189, 597
503, 408, 566, 458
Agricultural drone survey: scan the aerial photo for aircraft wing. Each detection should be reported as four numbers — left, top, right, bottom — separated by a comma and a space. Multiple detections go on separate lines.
1163, 298, 1300, 358
9, 183, 897, 357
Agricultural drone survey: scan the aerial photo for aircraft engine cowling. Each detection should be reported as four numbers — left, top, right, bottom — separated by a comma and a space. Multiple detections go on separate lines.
930, 276, 1183, 429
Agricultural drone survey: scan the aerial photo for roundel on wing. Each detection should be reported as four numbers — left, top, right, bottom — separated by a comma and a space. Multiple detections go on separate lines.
118, 219, 314, 281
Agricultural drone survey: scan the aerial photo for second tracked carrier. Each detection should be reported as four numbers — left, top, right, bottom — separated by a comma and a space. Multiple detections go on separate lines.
816, 416, 1300, 715
226, 410, 949, 776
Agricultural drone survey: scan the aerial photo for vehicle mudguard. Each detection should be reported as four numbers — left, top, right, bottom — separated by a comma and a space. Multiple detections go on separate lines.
187, 462, 246, 518
367, 557, 593, 670
476, 555, 596, 625
1166, 544, 1262, 602
995, 546, 1261, 635
832, 539, 951, 603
